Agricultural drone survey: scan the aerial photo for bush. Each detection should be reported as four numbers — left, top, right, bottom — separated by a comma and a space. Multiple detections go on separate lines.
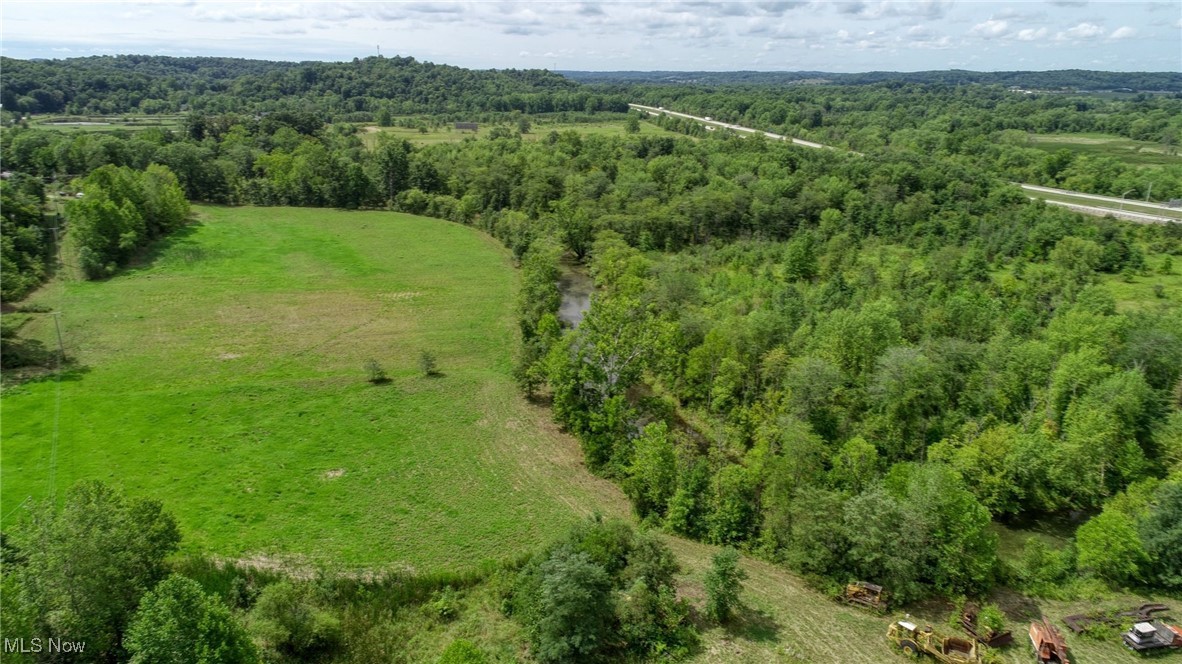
425, 587, 461, 622
248, 581, 342, 661
419, 350, 438, 377
436, 639, 488, 664
704, 547, 746, 624
126, 575, 258, 664
365, 358, 388, 384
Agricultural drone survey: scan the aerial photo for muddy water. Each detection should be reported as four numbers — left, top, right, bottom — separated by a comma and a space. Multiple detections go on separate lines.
557, 262, 593, 327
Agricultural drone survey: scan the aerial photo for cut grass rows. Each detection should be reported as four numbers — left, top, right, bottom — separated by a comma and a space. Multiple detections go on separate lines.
1, 205, 626, 570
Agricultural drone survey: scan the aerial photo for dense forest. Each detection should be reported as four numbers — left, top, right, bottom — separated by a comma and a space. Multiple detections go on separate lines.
2, 54, 1181, 662
0, 55, 626, 116
563, 68, 1182, 91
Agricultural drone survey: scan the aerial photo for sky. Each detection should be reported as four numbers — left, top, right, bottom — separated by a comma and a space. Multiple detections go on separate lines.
1, 1, 1180, 72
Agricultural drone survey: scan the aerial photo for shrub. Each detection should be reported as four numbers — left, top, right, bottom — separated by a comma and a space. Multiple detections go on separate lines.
248, 581, 342, 660
419, 350, 438, 377
437, 639, 489, 664
704, 547, 746, 624
365, 359, 388, 384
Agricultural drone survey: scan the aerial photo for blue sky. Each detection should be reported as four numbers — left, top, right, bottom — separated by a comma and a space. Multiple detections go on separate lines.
2, 1, 1180, 71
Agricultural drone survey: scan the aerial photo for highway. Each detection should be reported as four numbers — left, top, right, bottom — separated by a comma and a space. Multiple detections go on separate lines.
628, 103, 835, 150
630, 103, 1178, 224
1018, 183, 1179, 215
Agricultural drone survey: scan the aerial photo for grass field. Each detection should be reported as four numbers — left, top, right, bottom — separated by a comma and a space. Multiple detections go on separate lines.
664, 535, 1179, 664
28, 114, 185, 133
1099, 251, 1182, 312
359, 119, 673, 148
1, 205, 627, 571
1027, 132, 1181, 169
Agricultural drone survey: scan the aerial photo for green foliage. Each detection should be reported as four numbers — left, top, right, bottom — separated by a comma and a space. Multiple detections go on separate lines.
703, 547, 746, 624
424, 587, 462, 622
1137, 480, 1182, 589
977, 603, 1007, 637
0, 176, 49, 301
1076, 510, 1148, 585
67, 164, 188, 278
419, 349, 439, 376
248, 580, 342, 661
436, 639, 489, 664
624, 421, 678, 520
126, 575, 258, 664
507, 519, 695, 662
364, 358, 388, 384
8, 480, 181, 662
1014, 537, 1075, 595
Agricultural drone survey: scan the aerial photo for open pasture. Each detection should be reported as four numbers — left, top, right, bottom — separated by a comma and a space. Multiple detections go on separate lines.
1027, 132, 1180, 169
359, 117, 672, 148
28, 114, 185, 133
0, 205, 626, 571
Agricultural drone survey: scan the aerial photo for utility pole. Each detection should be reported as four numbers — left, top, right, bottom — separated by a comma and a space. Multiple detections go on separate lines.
51, 311, 65, 359
1145, 182, 1153, 203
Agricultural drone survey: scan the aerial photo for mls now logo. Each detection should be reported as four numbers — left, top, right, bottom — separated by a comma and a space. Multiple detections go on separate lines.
4, 638, 87, 654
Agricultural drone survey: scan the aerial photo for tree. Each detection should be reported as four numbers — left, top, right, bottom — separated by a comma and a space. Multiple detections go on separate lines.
625, 422, 677, 519
1076, 509, 1147, 585
248, 581, 342, 661
1138, 481, 1182, 589
531, 546, 615, 663
126, 575, 258, 664
703, 547, 746, 623
829, 436, 881, 494
10, 480, 181, 662
625, 115, 641, 134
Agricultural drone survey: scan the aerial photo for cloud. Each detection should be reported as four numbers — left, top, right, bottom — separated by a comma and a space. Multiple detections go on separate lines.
1108, 26, 1136, 39
1016, 27, 1048, 41
971, 19, 1010, 38
834, 0, 951, 20
1058, 21, 1105, 40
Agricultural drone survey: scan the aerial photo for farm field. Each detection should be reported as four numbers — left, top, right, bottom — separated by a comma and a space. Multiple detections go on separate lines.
0, 205, 627, 571
27, 113, 185, 132
359, 117, 673, 147
1026, 132, 1181, 168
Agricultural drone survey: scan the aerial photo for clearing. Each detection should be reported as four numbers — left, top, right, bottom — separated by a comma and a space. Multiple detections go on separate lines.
359, 117, 672, 148
1, 205, 626, 571
1026, 132, 1181, 169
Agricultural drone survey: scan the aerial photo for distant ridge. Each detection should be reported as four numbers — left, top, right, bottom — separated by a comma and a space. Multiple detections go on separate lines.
559, 69, 1182, 92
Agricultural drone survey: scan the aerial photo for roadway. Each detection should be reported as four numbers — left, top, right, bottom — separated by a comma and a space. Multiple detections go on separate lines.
630, 103, 1178, 224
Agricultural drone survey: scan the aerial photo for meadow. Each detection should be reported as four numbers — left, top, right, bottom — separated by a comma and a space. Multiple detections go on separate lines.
359, 117, 673, 148
1, 205, 627, 571
28, 114, 185, 133
1027, 132, 1180, 169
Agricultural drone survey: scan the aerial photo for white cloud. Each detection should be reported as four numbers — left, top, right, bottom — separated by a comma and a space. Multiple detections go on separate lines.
971, 19, 1010, 38
1109, 26, 1136, 39
1057, 22, 1105, 40
1016, 27, 1048, 41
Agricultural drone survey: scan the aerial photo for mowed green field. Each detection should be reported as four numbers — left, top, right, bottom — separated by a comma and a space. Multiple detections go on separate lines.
666, 535, 1175, 664
28, 114, 185, 133
1027, 132, 1181, 168
1, 205, 626, 570
359, 119, 673, 148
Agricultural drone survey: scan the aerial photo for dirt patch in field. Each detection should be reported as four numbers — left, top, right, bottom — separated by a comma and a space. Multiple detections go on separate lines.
323, 468, 346, 480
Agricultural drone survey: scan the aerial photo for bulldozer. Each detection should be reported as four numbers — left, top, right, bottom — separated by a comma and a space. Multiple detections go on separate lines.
842, 581, 887, 612
888, 620, 982, 663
